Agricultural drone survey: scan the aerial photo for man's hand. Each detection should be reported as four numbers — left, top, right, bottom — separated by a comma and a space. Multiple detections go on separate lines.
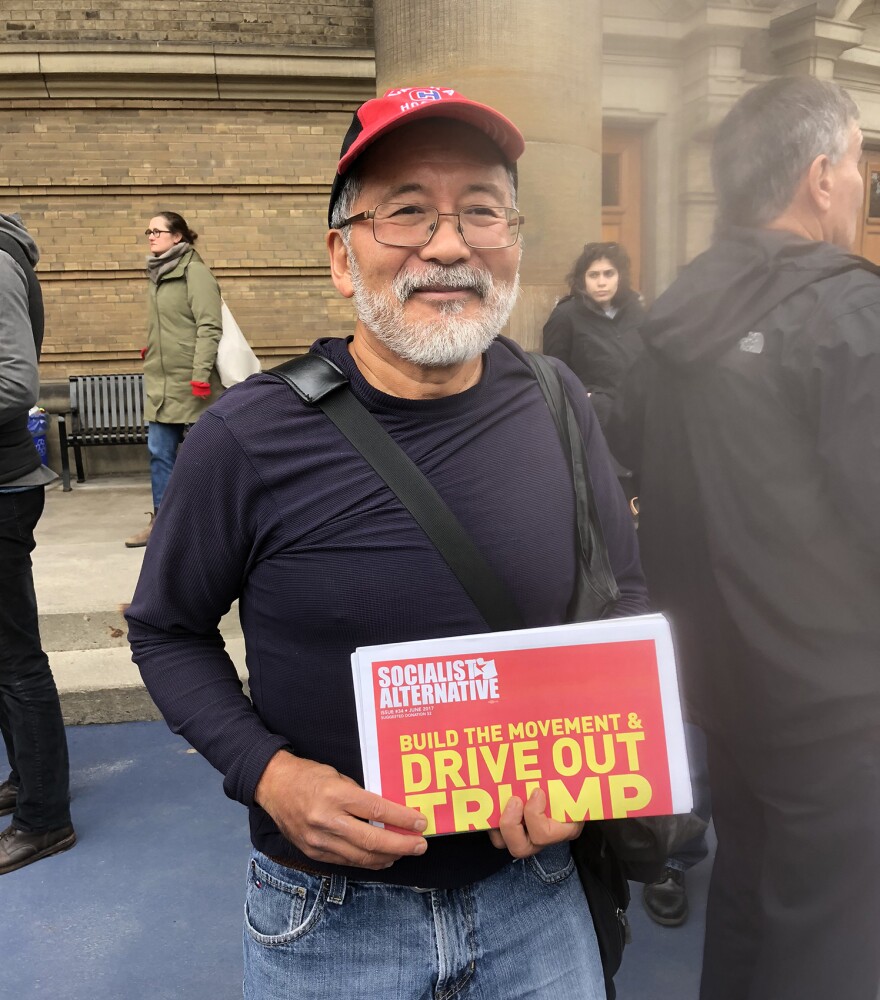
488, 788, 583, 858
254, 750, 429, 870
190, 380, 211, 398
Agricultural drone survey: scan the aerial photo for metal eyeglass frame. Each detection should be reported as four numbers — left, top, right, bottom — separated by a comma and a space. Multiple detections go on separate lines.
338, 204, 525, 249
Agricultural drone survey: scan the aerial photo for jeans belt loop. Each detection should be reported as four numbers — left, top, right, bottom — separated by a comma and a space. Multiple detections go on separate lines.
327, 873, 346, 905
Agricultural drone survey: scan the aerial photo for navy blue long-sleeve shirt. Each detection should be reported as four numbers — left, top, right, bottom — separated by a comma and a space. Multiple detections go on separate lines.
127, 335, 648, 888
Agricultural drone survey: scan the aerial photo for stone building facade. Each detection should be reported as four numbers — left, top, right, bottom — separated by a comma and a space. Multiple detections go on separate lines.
1, 3, 374, 381
604, 0, 880, 300
1, 0, 879, 389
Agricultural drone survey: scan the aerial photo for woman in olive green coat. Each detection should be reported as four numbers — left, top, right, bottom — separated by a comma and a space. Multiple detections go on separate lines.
125, 211, 222, 547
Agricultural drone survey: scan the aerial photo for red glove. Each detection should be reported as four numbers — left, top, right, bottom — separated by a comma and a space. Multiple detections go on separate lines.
190, 380, 211, 399
139, 347, 147, 360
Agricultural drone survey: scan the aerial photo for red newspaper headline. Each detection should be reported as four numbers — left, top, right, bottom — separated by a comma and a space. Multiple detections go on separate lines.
352, 615, 692, 836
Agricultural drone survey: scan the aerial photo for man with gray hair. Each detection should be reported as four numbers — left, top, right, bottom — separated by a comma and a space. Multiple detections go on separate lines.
611, 77, 880, 998
128, 88, 648, 999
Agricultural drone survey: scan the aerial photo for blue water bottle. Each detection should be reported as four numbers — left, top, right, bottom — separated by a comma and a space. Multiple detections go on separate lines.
27, 406, 49, 465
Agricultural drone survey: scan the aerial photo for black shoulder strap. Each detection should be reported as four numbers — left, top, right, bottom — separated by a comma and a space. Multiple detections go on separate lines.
0, 232, 44, 356
521, 352, 620, 620
268, 354, 525, 633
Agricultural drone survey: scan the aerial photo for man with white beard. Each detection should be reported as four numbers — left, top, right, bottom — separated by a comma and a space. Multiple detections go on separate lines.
127, 88, 647, 1000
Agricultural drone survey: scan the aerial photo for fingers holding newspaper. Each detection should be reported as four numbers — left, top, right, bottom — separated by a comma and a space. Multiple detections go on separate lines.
488, 787, 584, 858
254, 750, 428, 870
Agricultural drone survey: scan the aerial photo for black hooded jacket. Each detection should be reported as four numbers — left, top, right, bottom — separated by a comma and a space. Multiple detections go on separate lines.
609, 228, 880, 744
542, 288, 644, 431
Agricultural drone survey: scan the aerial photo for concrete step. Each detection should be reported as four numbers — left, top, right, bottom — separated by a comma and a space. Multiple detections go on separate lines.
32, 474, 248, 725
50, 636, 247, 726
41, 605, 245, 724
40, 606, 243, 652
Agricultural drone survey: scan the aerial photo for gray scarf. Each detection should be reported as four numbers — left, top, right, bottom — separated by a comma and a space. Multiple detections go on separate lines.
146, 241, 192, 283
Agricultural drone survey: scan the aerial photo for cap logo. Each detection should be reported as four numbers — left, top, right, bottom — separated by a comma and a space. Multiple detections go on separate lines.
385, 87, 456, 100
393, 88, 459, 113
409, 88, 443, 102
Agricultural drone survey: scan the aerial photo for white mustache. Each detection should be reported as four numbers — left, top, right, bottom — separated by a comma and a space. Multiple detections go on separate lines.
392, 265, 492, 303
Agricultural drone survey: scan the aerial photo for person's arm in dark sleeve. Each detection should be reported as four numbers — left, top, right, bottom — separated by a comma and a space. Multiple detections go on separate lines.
125, 412, 290, 806
585, 387, 613, 431
555, 363, 649, 617
813, 305, 880, 557
542, 305, 573, 368
126, 401, 433, 868
604, 351, 650, 478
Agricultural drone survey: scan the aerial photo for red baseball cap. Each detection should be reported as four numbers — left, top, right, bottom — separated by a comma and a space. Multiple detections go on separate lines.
328, 86, 525, 227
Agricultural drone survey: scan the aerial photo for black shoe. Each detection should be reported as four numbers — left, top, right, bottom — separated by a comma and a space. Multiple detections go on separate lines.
0, 822, 77, 875
0, 780, 17, 817
643, 866, 688, 926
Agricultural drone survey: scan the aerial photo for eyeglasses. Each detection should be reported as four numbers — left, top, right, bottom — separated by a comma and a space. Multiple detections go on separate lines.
339, 204, 524, 249
144, 229, 172, 237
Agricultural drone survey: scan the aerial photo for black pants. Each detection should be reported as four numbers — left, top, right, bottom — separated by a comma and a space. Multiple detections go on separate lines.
701, 729, 880, 1000
0, 487, 70, 832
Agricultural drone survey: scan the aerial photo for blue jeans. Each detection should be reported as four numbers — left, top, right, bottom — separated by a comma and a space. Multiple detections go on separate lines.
0, 487, 71, 832
667, 722, 712, 872
243, 842, 605, 1000
147, 421, 189, 510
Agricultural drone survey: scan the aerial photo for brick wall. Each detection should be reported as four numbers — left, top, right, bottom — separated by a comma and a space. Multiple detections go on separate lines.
2, 1, 373, 47
2, 101, 359, 379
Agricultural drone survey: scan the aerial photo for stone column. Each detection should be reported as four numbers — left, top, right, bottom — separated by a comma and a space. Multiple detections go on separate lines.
372, 0, 603, 350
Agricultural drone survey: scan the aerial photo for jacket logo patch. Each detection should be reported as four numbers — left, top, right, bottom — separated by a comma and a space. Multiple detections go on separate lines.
739, 331, 765, 354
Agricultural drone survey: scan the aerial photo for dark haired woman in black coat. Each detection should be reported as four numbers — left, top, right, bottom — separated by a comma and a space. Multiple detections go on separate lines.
542, 242, 645, 433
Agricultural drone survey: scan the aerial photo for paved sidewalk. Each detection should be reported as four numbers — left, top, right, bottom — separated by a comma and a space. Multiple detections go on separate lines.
2, 723, 248, 1000
33, 474, 244, 724
2, 721, 711, 1000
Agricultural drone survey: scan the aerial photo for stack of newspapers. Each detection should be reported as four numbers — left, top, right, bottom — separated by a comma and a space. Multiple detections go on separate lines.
350, 613, 694, 836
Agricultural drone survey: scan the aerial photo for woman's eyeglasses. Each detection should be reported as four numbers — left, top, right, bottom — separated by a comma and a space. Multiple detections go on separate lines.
144, 229, 172, 237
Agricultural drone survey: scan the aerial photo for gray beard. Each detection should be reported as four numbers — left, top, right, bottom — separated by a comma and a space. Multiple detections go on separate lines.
348, 256, 520, 369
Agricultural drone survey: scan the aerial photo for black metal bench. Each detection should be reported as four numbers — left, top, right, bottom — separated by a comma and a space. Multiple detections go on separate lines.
58, 374, 148, 492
